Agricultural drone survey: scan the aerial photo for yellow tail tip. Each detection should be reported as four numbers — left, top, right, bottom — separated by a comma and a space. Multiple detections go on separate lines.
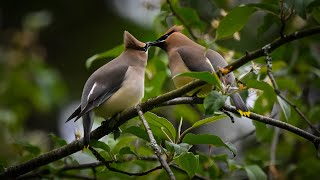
237, 110, 251, 117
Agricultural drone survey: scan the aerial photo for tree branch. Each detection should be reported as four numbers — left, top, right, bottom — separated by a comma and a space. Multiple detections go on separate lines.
225, 26, 320, 72
159, 97, 320, 149
136, 105, 176, 180
89, 146, 162, 176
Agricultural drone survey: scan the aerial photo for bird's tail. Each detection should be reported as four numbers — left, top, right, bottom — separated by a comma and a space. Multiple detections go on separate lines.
230, 93, 250, 116
82, 111, 94, 146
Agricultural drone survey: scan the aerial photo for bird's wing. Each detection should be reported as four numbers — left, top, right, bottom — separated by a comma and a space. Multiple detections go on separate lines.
205, 49, 228, 70
67, 64, 129, 121
205, 49, 235, 84
176, 46, 214, 73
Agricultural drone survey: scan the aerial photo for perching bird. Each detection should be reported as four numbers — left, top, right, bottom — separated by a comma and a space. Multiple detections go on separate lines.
148, 25, 249, 114
66, 31, 149, 146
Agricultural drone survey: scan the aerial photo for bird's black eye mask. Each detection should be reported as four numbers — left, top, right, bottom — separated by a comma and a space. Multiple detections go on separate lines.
145, 30, 176, 49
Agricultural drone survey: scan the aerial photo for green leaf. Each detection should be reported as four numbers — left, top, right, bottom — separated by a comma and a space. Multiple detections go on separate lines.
277, 96, 291, 121
244, 165, 267, 180
216, 6, 256, 39
174, 71, 222, 90
191, 114, 227, 130
165, 141, 192, 156
247, 3, 279, 15
182, 133, 237, 157
175, 152, 199, 178
203, 91, 227, 115
49, 133, 67, 147
90, 140, 111, 153
123, 126, 149, 142
85, 44, 124, 68
145, 112, 176, 142
174, 7, 206, 31
119, 147, 136, 156
247, 79, 276, 100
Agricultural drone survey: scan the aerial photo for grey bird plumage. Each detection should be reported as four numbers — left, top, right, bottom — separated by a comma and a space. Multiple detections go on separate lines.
66, 31, 149, 146
148, 25, 248, 113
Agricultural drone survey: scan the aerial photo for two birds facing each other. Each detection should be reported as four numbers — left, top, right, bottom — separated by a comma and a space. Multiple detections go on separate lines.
66, 25, 249, 146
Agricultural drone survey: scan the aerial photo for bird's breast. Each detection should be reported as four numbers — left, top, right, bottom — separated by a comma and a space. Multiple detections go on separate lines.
95, 66, 145, 118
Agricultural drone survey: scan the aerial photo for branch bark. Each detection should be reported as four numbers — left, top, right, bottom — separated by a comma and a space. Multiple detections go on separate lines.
136, 106, 176, 180
160, 97, 320, 147
226, 26, 320, 72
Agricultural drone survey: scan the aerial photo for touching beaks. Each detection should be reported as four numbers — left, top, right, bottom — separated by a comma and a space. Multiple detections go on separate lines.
145, 39, 165, 49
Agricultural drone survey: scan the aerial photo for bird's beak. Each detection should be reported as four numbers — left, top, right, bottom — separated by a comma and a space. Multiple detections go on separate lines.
146, 39, 165, 48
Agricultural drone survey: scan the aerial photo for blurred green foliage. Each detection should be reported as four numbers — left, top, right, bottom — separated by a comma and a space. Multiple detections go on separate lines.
1, 0, 320, 179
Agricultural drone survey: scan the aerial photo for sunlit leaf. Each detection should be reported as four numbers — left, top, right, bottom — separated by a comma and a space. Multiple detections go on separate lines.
244, 165, 267, 180
203, 91, 227, 115
145, 112, 176, 142
90, 140, 111, 153
86, 44, 124, 68
182, 133, 237, 157
247, 79, 276, 100
123, 126, 149, 142
119, 147, 136, 156
165, 141, 192, 156
175, 152, 199, 178
277, 96, 291, 121
216, 6, 256, 39
174, 71, 222, 90
191, 114, 227, 130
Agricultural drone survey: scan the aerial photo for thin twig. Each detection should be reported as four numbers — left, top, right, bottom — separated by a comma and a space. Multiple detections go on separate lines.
158, 97, 320, 147
136, 105, 176, 180
264, 46, 320, 135
226, 26, 320, 72
166, 0, 198, 40
89, 146, 162, 176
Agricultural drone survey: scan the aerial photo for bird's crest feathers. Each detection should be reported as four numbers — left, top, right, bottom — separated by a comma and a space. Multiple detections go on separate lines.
165, 25, 184, 34
124, 31, 145, 50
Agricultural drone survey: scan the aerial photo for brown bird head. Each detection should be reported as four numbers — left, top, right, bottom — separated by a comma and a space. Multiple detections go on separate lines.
124, 31, 149, 52
146, 25, 186, 51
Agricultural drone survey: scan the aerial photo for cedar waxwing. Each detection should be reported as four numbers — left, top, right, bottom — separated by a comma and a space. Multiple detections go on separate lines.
66, 31, 149, 146
148, 25, 249, 114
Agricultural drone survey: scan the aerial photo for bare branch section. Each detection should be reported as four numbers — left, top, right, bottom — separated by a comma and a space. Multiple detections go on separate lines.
160, 97, 320, 147
226, 26, 320, 72
136, 105, 176, 180
89, 146, 162, 176
1, 27, 320, 178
